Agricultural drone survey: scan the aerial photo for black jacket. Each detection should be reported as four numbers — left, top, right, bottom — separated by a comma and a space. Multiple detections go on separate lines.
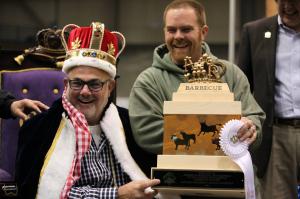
0, 89, 16, 119
238, 16, 278, 177
15, 98, 156, 199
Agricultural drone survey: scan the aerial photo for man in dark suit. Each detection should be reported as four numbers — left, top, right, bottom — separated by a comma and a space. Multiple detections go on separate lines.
238, 0, 300, 198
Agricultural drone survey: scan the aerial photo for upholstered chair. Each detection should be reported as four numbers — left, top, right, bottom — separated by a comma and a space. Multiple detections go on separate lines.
0, 68, 65, 182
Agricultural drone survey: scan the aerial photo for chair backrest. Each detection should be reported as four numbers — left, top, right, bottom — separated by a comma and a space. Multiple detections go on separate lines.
0, 68, 65, 181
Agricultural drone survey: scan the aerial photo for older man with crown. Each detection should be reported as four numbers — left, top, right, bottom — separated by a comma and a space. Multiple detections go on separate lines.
15, 22, 160, 199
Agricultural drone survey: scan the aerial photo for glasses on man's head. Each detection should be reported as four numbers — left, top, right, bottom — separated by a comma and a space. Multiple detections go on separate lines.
68, 78, 110, 92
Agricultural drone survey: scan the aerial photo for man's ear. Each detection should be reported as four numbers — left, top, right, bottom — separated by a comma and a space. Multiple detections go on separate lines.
108, 80, 116, 93
201, 25, 209, 40
63, 78, 68, 88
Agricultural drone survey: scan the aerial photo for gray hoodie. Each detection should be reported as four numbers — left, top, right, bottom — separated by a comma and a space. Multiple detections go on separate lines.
129, 43, 265, 154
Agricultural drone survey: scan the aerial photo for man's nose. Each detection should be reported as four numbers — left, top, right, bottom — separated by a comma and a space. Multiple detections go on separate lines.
80, 84, 92, 94
174, 30, 184, 39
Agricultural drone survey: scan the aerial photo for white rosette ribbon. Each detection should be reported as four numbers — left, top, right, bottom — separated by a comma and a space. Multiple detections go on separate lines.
220, 119, 256, 199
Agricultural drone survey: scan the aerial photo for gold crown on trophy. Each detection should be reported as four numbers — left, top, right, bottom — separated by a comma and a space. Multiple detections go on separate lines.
183, 53, 226, 83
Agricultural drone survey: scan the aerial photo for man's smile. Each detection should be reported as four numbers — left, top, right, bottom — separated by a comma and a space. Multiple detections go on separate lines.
77, 96, 95, 104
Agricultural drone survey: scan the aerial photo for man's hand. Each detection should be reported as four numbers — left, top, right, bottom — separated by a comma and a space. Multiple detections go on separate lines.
118, 179, 160, 199
10, 99, 49, 120
237, 117, 257, 145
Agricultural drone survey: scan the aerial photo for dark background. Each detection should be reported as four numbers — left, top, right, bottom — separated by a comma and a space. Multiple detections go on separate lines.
0, 0, 267, 107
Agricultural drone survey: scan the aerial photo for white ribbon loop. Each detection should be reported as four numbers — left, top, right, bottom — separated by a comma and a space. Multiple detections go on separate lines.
220, 119, 256, 199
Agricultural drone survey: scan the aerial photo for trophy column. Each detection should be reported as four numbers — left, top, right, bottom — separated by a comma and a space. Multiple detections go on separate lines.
151, 55, 245, 198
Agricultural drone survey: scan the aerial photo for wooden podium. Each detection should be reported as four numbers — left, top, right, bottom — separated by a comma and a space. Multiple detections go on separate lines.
151, 55, 245, 198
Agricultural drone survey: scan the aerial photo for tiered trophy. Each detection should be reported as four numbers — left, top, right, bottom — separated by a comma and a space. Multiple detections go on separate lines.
151, 54, 245, 198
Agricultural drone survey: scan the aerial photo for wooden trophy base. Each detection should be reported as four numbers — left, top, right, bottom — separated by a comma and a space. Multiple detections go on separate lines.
151, 155, 245, 198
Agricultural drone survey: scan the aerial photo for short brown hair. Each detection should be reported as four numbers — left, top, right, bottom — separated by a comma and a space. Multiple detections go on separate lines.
163, 0, 206, 27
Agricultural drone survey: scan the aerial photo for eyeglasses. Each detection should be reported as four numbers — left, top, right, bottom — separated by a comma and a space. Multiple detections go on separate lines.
68, 78, 109, 92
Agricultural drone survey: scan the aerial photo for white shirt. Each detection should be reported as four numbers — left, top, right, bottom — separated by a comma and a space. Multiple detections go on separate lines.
89, 125, 102, 147
274, 16, 300, 118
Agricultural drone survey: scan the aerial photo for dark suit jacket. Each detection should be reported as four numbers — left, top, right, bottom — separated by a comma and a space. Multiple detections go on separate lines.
0, 89, 15, 119
238, 15, 278, 178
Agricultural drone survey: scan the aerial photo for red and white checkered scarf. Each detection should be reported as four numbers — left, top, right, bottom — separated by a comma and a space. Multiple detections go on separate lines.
60, 90, 92, 199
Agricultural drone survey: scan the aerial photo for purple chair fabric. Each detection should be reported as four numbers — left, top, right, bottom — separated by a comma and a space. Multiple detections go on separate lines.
0, 68, 65, 181
0, 169, 11, 181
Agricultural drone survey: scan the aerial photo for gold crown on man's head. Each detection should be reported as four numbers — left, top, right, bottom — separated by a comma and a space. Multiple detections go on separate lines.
183, 54, 226, 83
60, 22, 126, 78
